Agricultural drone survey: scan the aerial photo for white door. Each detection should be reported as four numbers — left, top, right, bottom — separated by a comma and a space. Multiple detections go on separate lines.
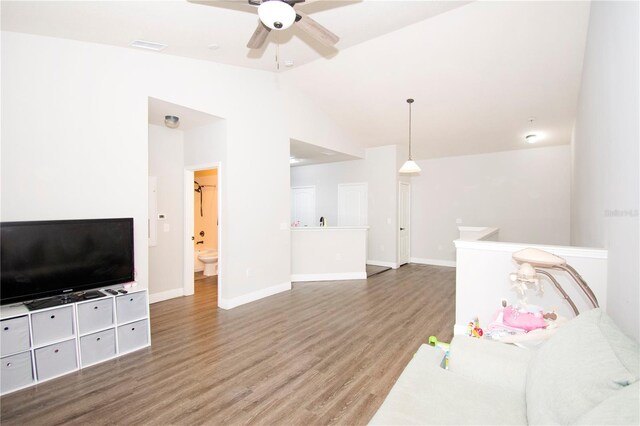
338, 183, 368, 226
291, 186, 316, 227
398, 182, 411, 266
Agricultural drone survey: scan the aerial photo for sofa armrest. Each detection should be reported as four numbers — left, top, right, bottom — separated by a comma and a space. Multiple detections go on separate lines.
447, 336, 533, 394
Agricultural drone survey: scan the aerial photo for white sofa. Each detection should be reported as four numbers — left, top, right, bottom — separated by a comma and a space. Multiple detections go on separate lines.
370, 309, 639, 425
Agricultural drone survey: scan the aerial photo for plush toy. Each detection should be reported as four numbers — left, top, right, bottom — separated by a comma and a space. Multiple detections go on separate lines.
466, 317, 483, 338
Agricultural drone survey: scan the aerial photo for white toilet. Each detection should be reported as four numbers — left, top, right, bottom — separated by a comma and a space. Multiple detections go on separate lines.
197, 250, 218, 276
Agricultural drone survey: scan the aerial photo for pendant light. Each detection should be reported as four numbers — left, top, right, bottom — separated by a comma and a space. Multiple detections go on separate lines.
399, 98, 421, 174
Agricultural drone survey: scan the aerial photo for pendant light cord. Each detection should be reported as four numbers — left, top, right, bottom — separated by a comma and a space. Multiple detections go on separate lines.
407, 98, 414, 160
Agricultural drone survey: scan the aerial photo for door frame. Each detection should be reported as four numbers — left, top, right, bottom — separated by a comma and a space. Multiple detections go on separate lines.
398, 181, 411, 266
184, 162, 222, 302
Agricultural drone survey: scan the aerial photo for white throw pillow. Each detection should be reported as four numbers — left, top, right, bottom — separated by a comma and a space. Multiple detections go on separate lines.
572, 381, 640, 425
526, 308, 639, 425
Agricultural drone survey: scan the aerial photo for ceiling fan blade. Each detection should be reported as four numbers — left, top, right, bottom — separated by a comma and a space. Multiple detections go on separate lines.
247, 21, 271, 49
295, 10, 339, 47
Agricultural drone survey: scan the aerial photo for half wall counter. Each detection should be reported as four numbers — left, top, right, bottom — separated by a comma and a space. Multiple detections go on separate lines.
291, 227, 368, 282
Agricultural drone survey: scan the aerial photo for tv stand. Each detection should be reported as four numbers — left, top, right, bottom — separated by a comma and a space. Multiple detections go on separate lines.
24, 290, 108, 311
0, 286, 150, 395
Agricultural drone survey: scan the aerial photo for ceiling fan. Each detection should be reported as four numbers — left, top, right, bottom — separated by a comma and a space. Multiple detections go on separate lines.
247, 0, 339, 49
237, 0, 340, 49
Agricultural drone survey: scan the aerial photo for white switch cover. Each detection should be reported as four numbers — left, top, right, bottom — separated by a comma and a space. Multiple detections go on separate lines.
387, 218, 391, 224
163, 224, 170, 232
280, 222, 288, 230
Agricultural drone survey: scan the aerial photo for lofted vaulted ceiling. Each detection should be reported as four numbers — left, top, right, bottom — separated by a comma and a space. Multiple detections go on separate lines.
1, 0, 469, 72
3, 1, 591, 160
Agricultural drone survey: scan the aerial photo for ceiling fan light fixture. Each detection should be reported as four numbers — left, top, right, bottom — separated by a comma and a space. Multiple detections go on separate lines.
525, 133, 538, 144
258, 0, 296, 30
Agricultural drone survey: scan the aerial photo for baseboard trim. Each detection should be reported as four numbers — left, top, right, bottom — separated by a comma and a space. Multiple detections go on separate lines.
218, 281, 291, 310
453, 324, 468, 336
367, 260, 399, 269
149, 288, 184, 304
410, 257, 457, 268
291, 272, 367, 282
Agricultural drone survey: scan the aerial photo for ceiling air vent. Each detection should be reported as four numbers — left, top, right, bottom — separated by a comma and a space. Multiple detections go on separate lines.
130, 40, 168, 52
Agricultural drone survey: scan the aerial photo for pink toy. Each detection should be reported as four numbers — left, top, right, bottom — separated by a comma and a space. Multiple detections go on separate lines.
502, 306, 547, 332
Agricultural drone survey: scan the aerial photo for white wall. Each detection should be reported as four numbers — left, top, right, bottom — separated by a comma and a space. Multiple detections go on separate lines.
410, 146, 571, 264
148, 124, 185, 297
571, 1, 639, 340
184, 121, 226, 168
0, 31, 296, 306
366, 145, 400, 266
290, 159, 366, 226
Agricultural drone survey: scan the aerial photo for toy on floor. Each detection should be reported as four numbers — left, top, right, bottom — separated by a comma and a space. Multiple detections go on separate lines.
466, 317, 483, 338
428, 336, 450, 368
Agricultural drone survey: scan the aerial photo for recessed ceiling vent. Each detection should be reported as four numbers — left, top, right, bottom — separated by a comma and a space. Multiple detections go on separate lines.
130, 40, 168, 52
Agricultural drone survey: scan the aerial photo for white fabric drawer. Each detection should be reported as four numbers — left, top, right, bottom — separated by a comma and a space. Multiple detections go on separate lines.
1, 351, 33, 393
32, 306, 74, 347
1, 316, 30, 356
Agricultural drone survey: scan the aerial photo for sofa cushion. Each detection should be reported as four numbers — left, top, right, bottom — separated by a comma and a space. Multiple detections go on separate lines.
571, 381, 639, 425
369, 344, 527, 425
526, 308, 639, 425
448, 336, 532, 394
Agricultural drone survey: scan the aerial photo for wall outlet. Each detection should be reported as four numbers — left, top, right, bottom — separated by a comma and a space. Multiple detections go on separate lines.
246, 268, 251, 277
163, 224, 170, 232
456, 218, 463, 224
280, 222, 288, 230
336, 253, 342, 261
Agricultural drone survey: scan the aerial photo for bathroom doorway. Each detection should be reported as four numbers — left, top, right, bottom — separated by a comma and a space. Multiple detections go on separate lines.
183, 164, 221, 302
193, 169, 218, 294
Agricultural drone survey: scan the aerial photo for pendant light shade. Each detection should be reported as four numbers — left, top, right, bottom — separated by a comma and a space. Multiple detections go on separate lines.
399, 159, 421, 174
399, 98, 421, 174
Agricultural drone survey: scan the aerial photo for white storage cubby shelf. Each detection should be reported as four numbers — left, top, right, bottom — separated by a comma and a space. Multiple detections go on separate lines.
0, 285, 150, 395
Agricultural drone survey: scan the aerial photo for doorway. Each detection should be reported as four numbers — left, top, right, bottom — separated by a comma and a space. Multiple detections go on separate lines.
398, 182, 411, 266
183, 164, 221, 302
193, 169, 218, 294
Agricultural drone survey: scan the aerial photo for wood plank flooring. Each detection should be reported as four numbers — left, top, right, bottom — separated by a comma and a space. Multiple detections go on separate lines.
0, 264, 455, 425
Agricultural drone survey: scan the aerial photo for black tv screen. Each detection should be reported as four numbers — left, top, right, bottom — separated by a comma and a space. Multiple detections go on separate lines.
1, 218, 134, 305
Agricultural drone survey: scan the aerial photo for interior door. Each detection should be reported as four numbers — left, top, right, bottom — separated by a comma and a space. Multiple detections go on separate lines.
291, 186, 316, 227
338, 183, 368, 226
398, 182, 411, 266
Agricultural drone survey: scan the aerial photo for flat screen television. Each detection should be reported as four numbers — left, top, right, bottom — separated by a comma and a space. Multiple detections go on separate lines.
1, 218, 134, 305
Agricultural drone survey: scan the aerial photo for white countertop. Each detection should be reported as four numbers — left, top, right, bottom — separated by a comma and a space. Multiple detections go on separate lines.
291, 226, 369, 230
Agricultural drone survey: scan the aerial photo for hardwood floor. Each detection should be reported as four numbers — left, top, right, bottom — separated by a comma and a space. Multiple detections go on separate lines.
0, 264, 455, 425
